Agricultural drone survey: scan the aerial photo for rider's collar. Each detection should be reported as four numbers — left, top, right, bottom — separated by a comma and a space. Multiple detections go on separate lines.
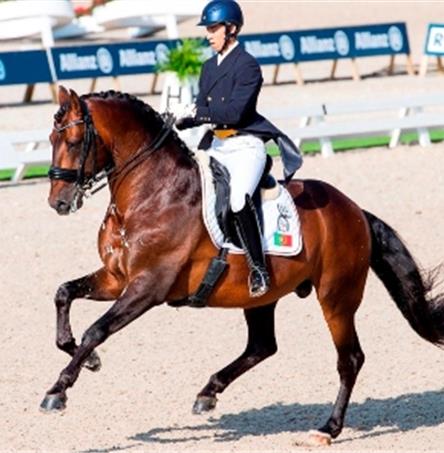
217, 40, 239, 65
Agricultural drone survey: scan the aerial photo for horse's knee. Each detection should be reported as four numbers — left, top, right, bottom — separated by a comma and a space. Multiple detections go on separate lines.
55, 283, 72, 307
55, 277, 91, 307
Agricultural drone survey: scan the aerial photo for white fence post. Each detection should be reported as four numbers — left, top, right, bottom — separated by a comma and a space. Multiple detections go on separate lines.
412, 106, 432, 146
389, 107, 408, 148
312, 114, 334, 158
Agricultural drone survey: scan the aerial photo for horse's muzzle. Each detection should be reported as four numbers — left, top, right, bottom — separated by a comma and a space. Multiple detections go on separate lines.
53, 199, 72, 215
48, 182, 84, 215
48, 195, 83, 215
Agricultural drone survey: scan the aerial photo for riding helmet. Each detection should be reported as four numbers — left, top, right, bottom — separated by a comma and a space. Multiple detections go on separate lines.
197, 0, 244, 28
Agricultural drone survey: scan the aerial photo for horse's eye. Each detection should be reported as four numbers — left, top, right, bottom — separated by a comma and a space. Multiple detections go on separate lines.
67, 141, 78, 152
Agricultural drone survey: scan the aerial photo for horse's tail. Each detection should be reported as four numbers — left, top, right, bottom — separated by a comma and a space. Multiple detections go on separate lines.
364, 210, 444, 346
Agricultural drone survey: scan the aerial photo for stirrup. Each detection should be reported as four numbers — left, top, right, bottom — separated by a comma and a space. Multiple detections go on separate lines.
248, 266, 270, 298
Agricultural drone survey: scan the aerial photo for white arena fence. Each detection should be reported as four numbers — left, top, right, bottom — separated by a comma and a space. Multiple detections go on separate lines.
1, 92, 444, 182
0, 129, 51, 182
264, 92, 444, 157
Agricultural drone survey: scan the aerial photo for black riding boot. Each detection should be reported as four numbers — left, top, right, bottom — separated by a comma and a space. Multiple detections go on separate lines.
233, 197, 270, 298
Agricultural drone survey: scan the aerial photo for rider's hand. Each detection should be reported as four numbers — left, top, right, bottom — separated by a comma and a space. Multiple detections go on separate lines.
175, 116, 197, 130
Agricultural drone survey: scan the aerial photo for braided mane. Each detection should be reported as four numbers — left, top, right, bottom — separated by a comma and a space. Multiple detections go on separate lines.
82, 90, 165, 129
54, 90, 193, 157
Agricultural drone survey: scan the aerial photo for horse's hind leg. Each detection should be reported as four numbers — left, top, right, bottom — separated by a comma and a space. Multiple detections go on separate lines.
55, 267, 123, 371
193, 301, 278, 414
309, 286, 365, 445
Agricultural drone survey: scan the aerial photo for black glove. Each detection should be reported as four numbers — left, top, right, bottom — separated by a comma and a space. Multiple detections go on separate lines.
175, 116, 197, 131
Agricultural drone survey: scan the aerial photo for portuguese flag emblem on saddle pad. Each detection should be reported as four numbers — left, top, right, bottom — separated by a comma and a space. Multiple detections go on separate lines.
274, 232, 293, 247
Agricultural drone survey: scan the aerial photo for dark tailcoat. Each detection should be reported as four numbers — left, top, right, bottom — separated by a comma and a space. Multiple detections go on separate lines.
195, 44, 302, 181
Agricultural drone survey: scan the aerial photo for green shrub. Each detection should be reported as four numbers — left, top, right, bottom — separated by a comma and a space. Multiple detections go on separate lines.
156, 38, 205, 82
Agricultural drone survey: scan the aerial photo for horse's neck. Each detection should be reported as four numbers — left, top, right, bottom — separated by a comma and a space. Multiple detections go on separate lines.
109, 136, 200, 214
107, 123, 148, 168
90, 99, 200, 213
91, 99, 149, 165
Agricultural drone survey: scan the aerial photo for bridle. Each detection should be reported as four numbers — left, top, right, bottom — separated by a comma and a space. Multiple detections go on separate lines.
48, 99, 102, 194
48, 98, 176, 208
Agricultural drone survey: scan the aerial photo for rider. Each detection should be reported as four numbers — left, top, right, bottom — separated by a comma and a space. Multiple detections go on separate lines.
175, 0, 302, 298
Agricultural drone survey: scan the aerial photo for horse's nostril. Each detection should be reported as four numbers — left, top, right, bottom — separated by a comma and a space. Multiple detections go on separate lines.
56, 199, 70, 214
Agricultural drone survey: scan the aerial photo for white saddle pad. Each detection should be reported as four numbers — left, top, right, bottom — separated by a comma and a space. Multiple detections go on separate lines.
195, 150, 303, 256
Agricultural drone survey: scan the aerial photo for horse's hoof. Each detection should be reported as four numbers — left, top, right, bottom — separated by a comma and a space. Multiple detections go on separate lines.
192, 396, 217, 414
40, 393, 67, 413
294, 430, 332, 447
83, 350, 102, 372
309, 430, 332, 446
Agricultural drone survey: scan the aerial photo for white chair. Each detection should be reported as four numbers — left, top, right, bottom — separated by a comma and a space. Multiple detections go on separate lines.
53, 15, 104, 40
0, 0, 74, 45
92, 0, 207, 39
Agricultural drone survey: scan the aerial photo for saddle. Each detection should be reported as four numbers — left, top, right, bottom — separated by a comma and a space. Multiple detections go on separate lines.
168, 151, 301, 309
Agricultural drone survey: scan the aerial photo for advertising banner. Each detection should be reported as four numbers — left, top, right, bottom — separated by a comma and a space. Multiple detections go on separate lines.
0, 22, 410, 87
0, 50, 51, 86
424, 24, 444, 55
240, 22, 410, 65
51, 39, 174, 80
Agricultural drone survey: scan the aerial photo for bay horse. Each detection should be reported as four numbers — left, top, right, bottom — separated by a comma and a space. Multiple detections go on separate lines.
42, 86, 444, 446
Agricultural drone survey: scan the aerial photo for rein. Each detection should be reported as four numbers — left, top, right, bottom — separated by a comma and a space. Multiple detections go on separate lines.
89, 111, 176, 196
48, 99, 176, 201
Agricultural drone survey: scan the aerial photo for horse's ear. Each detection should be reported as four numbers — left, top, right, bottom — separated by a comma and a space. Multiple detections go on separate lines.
58, 85, 69, 106
69, 89, 82, 115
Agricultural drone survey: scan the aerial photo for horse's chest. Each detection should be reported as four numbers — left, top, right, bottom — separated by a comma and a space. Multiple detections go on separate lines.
98, 205, 129, 274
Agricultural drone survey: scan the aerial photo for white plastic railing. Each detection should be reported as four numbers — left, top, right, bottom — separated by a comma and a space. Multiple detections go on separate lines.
264, 92, 444, 157
0, 129, 51, 182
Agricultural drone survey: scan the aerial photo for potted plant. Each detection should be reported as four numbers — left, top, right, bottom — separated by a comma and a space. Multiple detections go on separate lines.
156, 38, 206, 112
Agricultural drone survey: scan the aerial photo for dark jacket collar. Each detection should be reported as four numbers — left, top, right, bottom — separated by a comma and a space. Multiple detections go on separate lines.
206, 44, 243, 92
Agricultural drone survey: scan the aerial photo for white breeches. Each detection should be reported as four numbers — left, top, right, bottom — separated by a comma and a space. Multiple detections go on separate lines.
206, 134, 266, 213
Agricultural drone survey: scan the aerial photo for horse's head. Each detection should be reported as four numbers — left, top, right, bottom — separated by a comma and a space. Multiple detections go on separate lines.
48, 86, 107, 215
48, 87, 192, 215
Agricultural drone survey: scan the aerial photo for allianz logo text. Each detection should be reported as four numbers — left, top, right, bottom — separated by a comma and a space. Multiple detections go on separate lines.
119, 43, 170, 68
119, 49, 157, 67
244, 34, 295, 61
355, 26, 403, 51
59, 47, 113, 74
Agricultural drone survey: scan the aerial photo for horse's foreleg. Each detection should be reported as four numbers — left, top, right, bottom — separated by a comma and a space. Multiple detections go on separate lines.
193, 301, 278, 414
41, 272, 163, 413
55, 268, 123, 371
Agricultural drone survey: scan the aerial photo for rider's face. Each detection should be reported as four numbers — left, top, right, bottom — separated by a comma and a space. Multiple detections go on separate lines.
206, 23, 227, 53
